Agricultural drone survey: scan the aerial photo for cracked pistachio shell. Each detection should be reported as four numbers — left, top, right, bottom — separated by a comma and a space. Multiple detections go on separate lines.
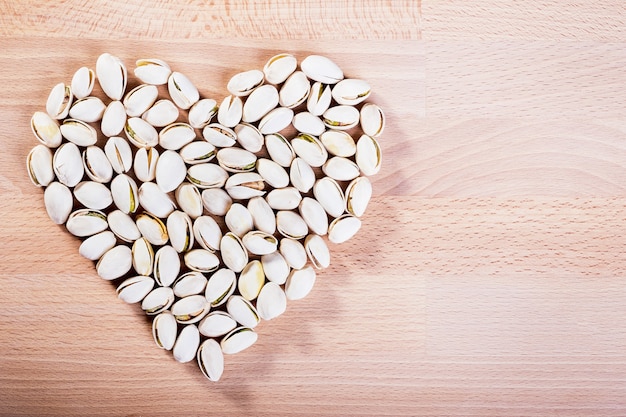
221, 327, 258, 354
70, 67, 95, 100
83, 145, 113, 183
111, 174, 139, 214
328, 214, 362, 244
217, 95, 243, 128
265, 133, 295, 167
323, 105, 360, 130
27, 144, 54, 187
173, 324, 200, 363
290, 157, 315, 193
168, 71, 199, 110
188, 99, 218, 129
235, 123, 264, 153
292, 111, 325, 136
142, 99, 179, 128
226, 296, 260, 329
304, 234, 330, 269
225, 172, 265, 200
60, 119, 98, 146
96, 245, 133, 280
299, 197, 329, 236
258, 107, 293, 135
220, 232, 248, 273
261, 251, 290, 285
155, 150, 186, 193
134, 58, 171, 85
227, 69, 264, 96
199, 311, 237, 338
285, 266, 317, 301
301, 55, 344, 84
136, 212, 169, 246
173, 271, 208, 298
279, 237, 307, 270
153, 245, 180, 287
187, 163, 229, 189
242, 231, 278, 256
345, 176, 372, 217
46, 82, 72, 119
201, 188, 232, 216
242, 84, 278, 123
107, 209, 141, 243
79, 231, 116, 261
202, 123, 237, 147
101, 100, 127, 137
238, 260, 265, 301
197, 338, 225, 382
291, 133, 328, 167
96, 53, 127, 101
263, 53, 297, 85
133, 147, 159, 183
167, 210, 194, 253
104, 137, 133, 174
360, 103, 385, 137
44, 182, 73, 224
123, 84, 158, 117
225, 203, 253, 237
247, 196, 276, 235
180, 141, 216, 165
217, 147, 257, 173
132, 237, 154, 276
356, 134, 382, 176
142, 286, 175, 315
205, 269, 237, 307
125, 117, 158, 148
184, 249, 219, 273
256, 158, 289, 189
256, 281, 287, 321
68, 97, 106, 123
320, 130, 356, 157
117, 275, 155, 304
193, 215, 222, 252
277, 210, 308, 240
279, 71, 310, 108
172, 295, 210, 325
322, 156, 360, 182
175, 182, 203, 219
313, 177, 345, 218
73, 181, 113, 210
152, 311, 177, 350
53, 142, 84, 187
159, 122, 195, 151
331, 78, 371, 105
266, 187, 302, 211
31, 111, 62, 148
138, 181, 176, 218
307, 81, 332, 116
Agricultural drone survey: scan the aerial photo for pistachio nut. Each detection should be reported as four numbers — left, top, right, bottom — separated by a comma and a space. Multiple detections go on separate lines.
46, 82, 72, 119
322, 156, 360, 182
301, 55, 343, 84
234, 123, 263, 153
242, 231, 278, 256
79, 231, 116, 261
27, 144, 54, 187
345, 176, 372, 217
107, 209, 141, 243
224, 203, 253, 237
31, 111, 62, 148
188, 98, 218, 129
292, 111, 325, 136
133, 147, 158, 183
173, 271, 208, 298
263, 53, 297, 84
73, 181, 113, 210
132, 237, 154, 276
167, 71, 200, 110
221, 327, 258, 355
43, 182, 73, 224
304, 234, 330, 269
152, 311, 177, 350
142, 99, 180, 127
187, 163, 229, 189
277, 210, 309, 240
238, 260, 265, 301
104, 136, 133, 174
306, 81, 332, 116
96, 245, 133, 280
265, 133, 295, 167
70, 66, 95, 100
197, 338, 224, 382
135, 212, 169, 246
96, 53, 127, 101
242, 84, 278, 123
142, 286, 175, 315
82, 145, 113, 184
227, 69, 264, 96
322, 105, 360, 130
202, 123, 237, 148
111, 173, 139, 214
123, 84, 158, 117
159, 122, 196, 151
217, 95, 243, 128
153, 245, 181, 287
247, 196, 276, 235
328, 214, 362, 244
201, 188, 232, 216
226, 296, 260, 329
184, 248, 220, 273
101, 100, 127, 137
360, 103, 385, 138
320, 130, 356, 157
155, 150, 186, 193
313, 177, 345, 218
299, 197, 329, 236
125, 116, 158, 148
60, 118, 98, 146
216, 147, 257, 173
53, 142, 84, 187
284, 266, 317, 301
256, 282, 287, 321
205, 268, 236, 307
198, 311, 237, 338
173, 324, 200, 363
224, 172, 265, 200
256, 158, 289, 189
331, 78, 371, 105
167, 210, 194, 253
279, 71, 310, 108
175, 182, 203, 219
258, 107, 293, 135
179, 141, 216, 165
279, 237, 307, 270
355, 134, 382, 176
68, 96, 106, 123
220, 232, 248, 273
289, 157, 316, 193
138, 181, 177, 218
193, 215, 223, 252
261, 251, 290, 285
117, 275, 155, 304
134, 58, 172, 85
291, 133, 328, 167
266, 187, 302, 211
172, 295, 210, 325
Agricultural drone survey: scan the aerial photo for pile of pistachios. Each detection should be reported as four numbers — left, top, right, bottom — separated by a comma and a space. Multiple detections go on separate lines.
27, 52, 384, 381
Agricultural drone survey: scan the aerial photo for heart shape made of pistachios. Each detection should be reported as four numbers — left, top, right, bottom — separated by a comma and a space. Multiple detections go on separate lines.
26, 52, 384, 382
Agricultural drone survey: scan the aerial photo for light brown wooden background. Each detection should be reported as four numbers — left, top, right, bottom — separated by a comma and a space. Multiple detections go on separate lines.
2, 1, 626, 416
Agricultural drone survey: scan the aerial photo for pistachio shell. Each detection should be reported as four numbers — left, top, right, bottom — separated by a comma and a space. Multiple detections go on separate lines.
27, 144, 54, 187
199, 311, 237, 337
217, 147, 257, 173
226, 296, 260, 329
238, 260, 265, 301
201, 188, 232, 216
304, 234, 330, 269
132, 237, 154, 276
107, 209, 141, 243
261, 251, 290, 285
180, 141, 216, 165
279, 71, 310, 108
125, 117, 159, 148
53, 142, 84, 187
173, 272, 208, 298
172, 295, 210, 325
175, 182, 203, 219
197, 339, 224, 382
266, 187, 302, 210
173, 324, 200, 363
202, 123, 237, 148
188, 98, 218, 129
247, 196, 276, 235
73, 181, 113, 210
263, 53, 297, 84
220, 232, 248, 273
225, 172, 265, 200
123, 84, 159, 117
322, 105, 360, 130
68, 97, 106, 123
205, 269, 236, 307
159, 122, 196, 150
225, 203, 253, 237
31, 111, 62, 148
155, 150, 186, 193
299, 197, 329, 236
117, 276, 154, 304
167, 210, 194, 253
289, 157, 316, 193
138, 181, 177, 218
96, 53, 127, 101
242, 231, 278, 255
307, 82, 332, 116
184, 249, 220, 273
265, 133, 295, 167
110, 174, 139, 214
83, 145, 113, 183
234, 123, 264, 153
285, 266, 317, 300
142, 99, 180, 128
135, 212, 169, 245
258, 107, 293, 134
320, 130, 356, 157
168, 71, 199, 110
193, 215, 223, 252
355, 134, 382, 176
134, 58, 172, 85
43, 182, 73, 224
292, 111, 325, 136
256, 282, 287, 320
60, 119, 98, 146
345, 176, 372, 217
301, 55, 344, 84
101, 100, 127, 137
96, 245, 133, 280
291, 134, 328, 167
227, 69, 264, 96
328, 214, 362, 244
256, 158, 289, 189
104, 136, 133, 174
142, 286, 175, 315
331, 79, 371, 105
360, 103, 385, 137
70, 67, 95, 100
279, 238, 307, 270
153, 245, 180, 287
242, 84, 279, 123
277, 210, 309, 240
313, 177, 345, 218
221, 327, 258, 354
79, 231, 116, 261
322, 156, 361, 181
187, 163, 229, 189
152, 311, 177, 350
133, 147, 158, 183
46, 82, 72, 119
215, 95, 243, 128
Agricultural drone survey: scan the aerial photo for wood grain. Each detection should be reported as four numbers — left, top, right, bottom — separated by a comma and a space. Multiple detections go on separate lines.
2, 1, 626, 416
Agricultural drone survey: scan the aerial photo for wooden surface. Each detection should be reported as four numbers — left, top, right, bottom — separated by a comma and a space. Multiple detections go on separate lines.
2, 1, 626, 416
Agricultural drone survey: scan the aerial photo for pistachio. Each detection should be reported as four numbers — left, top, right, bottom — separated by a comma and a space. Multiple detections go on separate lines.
142, 286, 175, 315
142, 99, 180, 128
79, 231, 117, 261
265, 133, 295, 167
159, 122, 196, 151
175, 182, 203, 219
220, 232, 248, 273
205, 268, 236, 307
247, 196, 276, 235
227, 69, 264, 96
291, 133, 328, 167
82, 145, 113, 184
242, 231, 278, 255
331, 79, 371, 105
155, 150, 186, 193
284, 266, 316, 300
132, 147, 158, 183
226, 296, 260, 329
359, 103, 385, 137
277, 210, 308, 240
138, 181, 177, 218
304, 234, 330, 269
299, 197, 329, 236
279, 238, 307, 270
70, 67, 95, 100
355, 134, 382, 176
289, 157, 315, 193
184, 249, 220, 273
320, 130, 356, 157
68, 96, 106, 123
152, 311, 177, 350
173, 324, 200, 363
172, 295, 210, 325
345, 176, 372, 217
167, 210, 194, 253
31, 111, 62, 148
193, 215, 223, 252
123, 84, 159, 117
135, 212, 169, 246
292, 111, 325, 136
258, 107, 294, 135
202, 123, 237, 148
96, 245, 133, 280
224, 203, 253, 237
234, 123, 263, 153
301, 55, 344, 84
167, 71, 200, 110
225, 172, 265, 200
306, 81, 332, 116
266, 187, 302, 211
238, 260, 265, 301
110, 174, 139, 214
256, 282, 287, 321
279, 71, 310, 108
107, 209, 141, 243
261, 251, 290, 285
43, 182, 73, 224
125, 117, 159, 148
187, 163, 229, 189
263, 53, 297, 84
197, 339, 224, 382
27, 144, 54, 187
134, 58, 172, 85
132, 237, 154, 276
60, 118, 98, 146
46, 82, 72, 119
53, 142, 84, 187
221, 327, 258, 355
101, 100, 127, 137
242, 84, 279, 123
313, 177, 345, 218
217, 147, 257, 173
188, 98, 218, 129
322, 105, 360, 130
117, 276, 154, 304
328, 214, 361, 244
96, 53, 127, 101
180, 141, 216, 165
153, 245, 180, 287
256, 158, 289, 189
73, 181, 113, 210
198, 311, 237, 337
104, 136, 133, 174
217, 95, 243, 128
173, 271, 208, 298
322, 156, 360, 182
201, 188, 232, 216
